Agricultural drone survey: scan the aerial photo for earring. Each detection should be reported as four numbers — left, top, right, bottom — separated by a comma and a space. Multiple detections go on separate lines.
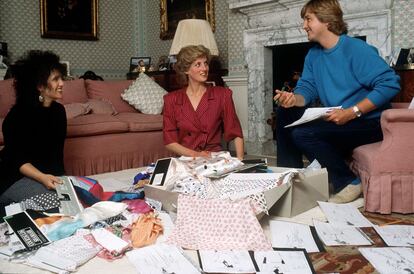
38, 95, 44, 102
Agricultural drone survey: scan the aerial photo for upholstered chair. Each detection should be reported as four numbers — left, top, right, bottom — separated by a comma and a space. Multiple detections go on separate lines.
350, 103, 414, 214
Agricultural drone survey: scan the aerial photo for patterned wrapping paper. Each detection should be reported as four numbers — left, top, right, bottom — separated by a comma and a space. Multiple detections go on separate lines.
167, 194, 272, 251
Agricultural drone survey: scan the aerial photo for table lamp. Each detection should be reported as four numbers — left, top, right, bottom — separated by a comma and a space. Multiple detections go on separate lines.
169, 19, 219, 56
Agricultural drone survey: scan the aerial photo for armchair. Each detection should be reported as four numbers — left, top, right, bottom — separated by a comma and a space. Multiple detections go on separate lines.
350, 103, 414, 214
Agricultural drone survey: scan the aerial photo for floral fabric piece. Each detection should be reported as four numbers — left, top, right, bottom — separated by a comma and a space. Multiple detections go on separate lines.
167, 195, 272, 251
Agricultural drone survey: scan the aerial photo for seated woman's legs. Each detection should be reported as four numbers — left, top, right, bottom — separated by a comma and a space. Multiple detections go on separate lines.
0, 177, 55, 205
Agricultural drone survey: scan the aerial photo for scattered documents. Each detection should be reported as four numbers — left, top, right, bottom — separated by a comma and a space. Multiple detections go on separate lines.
255, 249, 315, 274
285, 106, 342, 128
269, 220, 322, 253
359, 247, 414, 274
373, 225, 414, 247
313, 220, 372, 246
126, 243, 200, 274
318, 201, 373, 227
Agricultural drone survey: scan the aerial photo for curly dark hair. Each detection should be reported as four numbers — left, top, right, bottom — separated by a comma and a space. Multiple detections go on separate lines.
11, 50, 64, 106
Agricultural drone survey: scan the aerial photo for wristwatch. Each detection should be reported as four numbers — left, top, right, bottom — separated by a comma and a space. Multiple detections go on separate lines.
352, 105, 362, 118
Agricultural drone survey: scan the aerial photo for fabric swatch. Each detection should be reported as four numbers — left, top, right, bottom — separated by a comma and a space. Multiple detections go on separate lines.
167, 195, 272, 251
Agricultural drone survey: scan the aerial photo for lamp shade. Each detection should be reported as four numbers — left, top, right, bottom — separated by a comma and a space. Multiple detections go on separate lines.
169, 19, 219, 56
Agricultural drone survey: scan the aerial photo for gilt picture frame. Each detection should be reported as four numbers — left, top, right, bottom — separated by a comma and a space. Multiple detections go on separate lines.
40, 0, 98, 40
160, 0, 215, 40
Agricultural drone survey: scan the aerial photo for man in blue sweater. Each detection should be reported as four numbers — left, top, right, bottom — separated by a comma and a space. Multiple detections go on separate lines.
274, 0, 400, 203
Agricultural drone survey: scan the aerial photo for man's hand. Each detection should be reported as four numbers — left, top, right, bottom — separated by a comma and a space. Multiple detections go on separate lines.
274, 90, 297, 108
325, 108, 356, 125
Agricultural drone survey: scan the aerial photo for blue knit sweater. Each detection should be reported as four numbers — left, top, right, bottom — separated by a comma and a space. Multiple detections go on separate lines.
296, 35, 400, 119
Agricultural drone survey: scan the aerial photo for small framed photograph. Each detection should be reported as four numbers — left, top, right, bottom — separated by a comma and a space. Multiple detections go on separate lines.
130, 57, 151, 73
60, 61, 70, 76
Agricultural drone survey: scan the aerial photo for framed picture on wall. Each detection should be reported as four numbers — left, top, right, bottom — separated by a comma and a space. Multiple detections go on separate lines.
130, 57, 151, 73
160, 0, 215, 40
40, 0, 98, 40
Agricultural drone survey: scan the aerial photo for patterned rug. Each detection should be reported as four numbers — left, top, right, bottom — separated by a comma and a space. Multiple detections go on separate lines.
310, 211, 414, 274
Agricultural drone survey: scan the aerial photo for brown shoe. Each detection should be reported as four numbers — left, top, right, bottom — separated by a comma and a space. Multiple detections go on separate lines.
328, 184, 362, 203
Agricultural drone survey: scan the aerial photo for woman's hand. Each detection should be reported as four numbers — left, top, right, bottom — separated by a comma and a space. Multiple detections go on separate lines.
39, 174, 62, 190
324, 108, 355, 125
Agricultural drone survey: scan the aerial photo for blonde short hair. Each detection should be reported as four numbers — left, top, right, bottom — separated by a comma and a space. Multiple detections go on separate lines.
301, 0, 348, 35
175, 45, 211, 86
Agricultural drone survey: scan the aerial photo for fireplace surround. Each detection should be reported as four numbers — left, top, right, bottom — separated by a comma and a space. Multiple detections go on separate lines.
227, 0, 394, 155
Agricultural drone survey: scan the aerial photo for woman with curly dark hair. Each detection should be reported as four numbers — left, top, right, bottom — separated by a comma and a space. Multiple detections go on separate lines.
0, 50, 67, 215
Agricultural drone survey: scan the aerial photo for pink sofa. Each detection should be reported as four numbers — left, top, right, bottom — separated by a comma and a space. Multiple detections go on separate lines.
350, 103, 414, 214
0, 78, 172, 176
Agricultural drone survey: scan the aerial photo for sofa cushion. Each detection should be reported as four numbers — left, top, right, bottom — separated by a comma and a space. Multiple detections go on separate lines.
88, 98, 118, 115
115, 113, 163, 132
0, 79, 16, 118
64, 103, 91, 119
61, 79, 89, 104
86, 80, 136, 113
121, 73, 167, 115
67, 114, 129, 137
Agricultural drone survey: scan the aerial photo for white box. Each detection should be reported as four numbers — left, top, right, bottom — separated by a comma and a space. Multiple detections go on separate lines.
144, 167, 329, 218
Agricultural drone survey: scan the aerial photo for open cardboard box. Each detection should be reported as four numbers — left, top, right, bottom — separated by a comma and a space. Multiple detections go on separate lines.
144, 166, 329, 218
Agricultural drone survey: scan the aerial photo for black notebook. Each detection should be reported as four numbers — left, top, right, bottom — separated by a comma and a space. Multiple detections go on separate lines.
3, 211, 50, 251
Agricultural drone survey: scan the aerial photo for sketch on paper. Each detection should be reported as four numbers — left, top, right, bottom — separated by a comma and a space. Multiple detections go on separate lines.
198, 250, 255, 273
313, 220, 373, 246
318, 201, 373, 227
270, 220, 321, 253
374, 225, 414, 247
359, 247, 414, 274
126, 244, 200, 274
255, 249, 314, 274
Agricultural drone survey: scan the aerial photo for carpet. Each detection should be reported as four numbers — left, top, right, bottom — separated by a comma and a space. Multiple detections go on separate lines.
309, 211, 414, 274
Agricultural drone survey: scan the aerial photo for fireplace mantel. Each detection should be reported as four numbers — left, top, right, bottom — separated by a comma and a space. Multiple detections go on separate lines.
226, 0, 394, 155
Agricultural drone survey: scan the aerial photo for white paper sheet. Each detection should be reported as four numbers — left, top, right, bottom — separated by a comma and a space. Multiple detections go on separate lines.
255, 250, 314, 274
373, 225, 414, 247
198, 250, 255, 273
409, 97, 414, 109
313, 220, 372, 246
269, 220, 320, 253
126, 244, 200, 274
91, 228, 129, 253
97, 178, 131, 192
359, 247, 414, 274
285, 106, 342, 128
318, 201, 373, 227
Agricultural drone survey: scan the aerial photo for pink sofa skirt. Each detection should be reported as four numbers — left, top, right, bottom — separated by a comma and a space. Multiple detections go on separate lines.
64, 131, 173, 176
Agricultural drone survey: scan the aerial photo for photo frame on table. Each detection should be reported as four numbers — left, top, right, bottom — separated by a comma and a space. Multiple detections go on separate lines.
60, 61, 70, 76
160, 0, 215, 40
130, 57, 151, 72
40, 0, 98, 40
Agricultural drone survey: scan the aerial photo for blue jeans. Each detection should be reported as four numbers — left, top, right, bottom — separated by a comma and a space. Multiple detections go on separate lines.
276, 107, 383, 192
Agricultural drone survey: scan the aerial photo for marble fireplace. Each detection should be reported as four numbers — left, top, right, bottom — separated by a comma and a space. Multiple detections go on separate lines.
226, 0, 394, 156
